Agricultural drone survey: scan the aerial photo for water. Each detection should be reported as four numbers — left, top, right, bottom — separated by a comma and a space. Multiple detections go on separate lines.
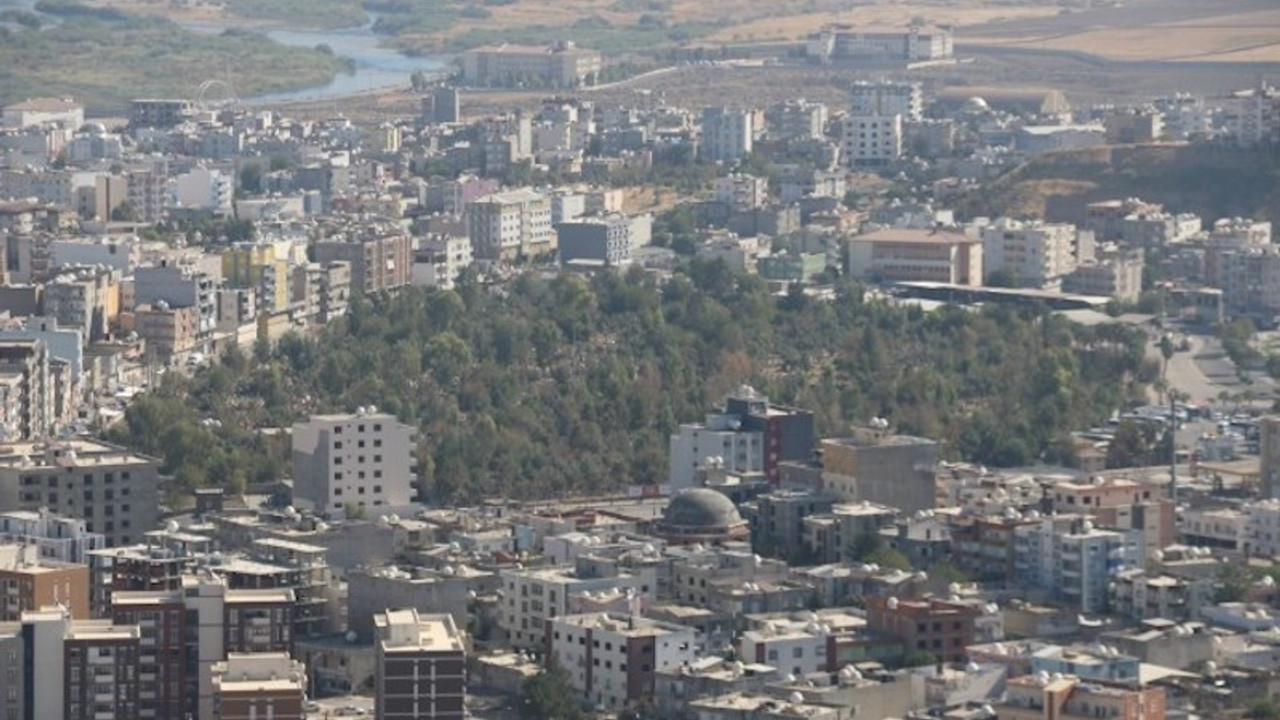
0, 0, 448, 103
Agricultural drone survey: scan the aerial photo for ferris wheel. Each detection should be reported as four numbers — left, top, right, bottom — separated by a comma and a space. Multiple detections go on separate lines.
195, 78, 240, 111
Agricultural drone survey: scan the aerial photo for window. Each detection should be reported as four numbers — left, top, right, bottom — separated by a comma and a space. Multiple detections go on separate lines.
334, 441, 343, 450
792, 647, 803, 658
374, 424, 382, 431
358, 440, 365, 448
373, 485, 382, 494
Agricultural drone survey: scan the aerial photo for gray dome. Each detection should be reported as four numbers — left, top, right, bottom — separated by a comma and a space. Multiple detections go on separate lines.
663, 488, 742, 529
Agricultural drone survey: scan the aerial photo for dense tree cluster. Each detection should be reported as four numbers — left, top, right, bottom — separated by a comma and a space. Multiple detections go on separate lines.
108, 263, 1153, 504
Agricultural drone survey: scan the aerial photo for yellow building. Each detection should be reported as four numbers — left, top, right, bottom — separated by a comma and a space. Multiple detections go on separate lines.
221, 242, 290, 313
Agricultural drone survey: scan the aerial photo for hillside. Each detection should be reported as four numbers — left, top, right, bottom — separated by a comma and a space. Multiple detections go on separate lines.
954, 144, 1280, 224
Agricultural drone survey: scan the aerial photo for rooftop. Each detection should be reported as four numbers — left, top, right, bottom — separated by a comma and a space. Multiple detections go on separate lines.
378, 609, 464, 653
852, 228, 977, 245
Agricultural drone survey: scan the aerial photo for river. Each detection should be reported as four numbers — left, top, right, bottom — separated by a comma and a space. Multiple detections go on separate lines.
0, 0, 449, 103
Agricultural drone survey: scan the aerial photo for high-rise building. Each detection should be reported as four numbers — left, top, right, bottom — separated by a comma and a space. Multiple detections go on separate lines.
700, 107, 754, 163
546, 611, 698, 711
819, 425, 941, 513
0, 338, 51, 440
1262, 416, 1280, 499
313, 232, 413, 294
0, 508, 104, 564
0, 438, 160, 547
464, 188, 553, 262
840, 114, 903, 167
21, 607, 142, 720
375, 609, 467, 720
211, 652, 308, 720
850, 80, 924, 120
980, 218, 1087, 288
429, 87, 461, 124
291, 410, 416, 516
222, 242, 291, 313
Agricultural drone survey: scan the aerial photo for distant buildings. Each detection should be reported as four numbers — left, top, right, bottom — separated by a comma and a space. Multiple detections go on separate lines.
806, 25, 954, 65
547, 611, 697, 711
700, 107, 755, 163
461, 42, 603, 88
313, 231, 413, 295
669, 386, 815, 488
211, 653, 308, 720
818, 426, 940, 514
465, 188, 554, 262
291, 410, 416, 516
845, 228, 983, 287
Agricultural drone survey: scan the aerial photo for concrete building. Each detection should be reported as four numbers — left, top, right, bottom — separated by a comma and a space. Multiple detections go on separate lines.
670, 386, 815, 488
1224, 82, 1279, 147
0, 338, 51, 441
0, 508, 104, 564
764, 99, 828, 142
211, 652, 308, 720
133, 262, 218, 337
2, 97, 84, 129
818, 426, 940, 514
557, 214, 635, 267
864, 596, 979, 663
1062, 256, 1144, 303
1110, 569, 1213, 622
375, 609, 467, 720
715, 174, 769, 212
845, 228, 982, 286
1014, 515, 1143, 614
1046, 476, 1173, 553
850, 80, 924, 120
460, 42, 602, 88
135, 303, 199, 362
0, 543, 89, 620
840, 114, 903, 167
806, 25, 955, 64
980, 219, 1086, 287
222, 242, 291, 313
291, 410, 416, 516
802, 501, 899, 564
0, 438, 159, 547
547, 611, 698, 711
313, 231, 413, 295
498, 565, 644, 650
700, 107, 754, 163
169, 166, 233, 215
465, 188, 554, 262
996, 673, 1166, 720
1015, 124, 1107, 156
413, 236, 473, 290
428, 87, 461, 124
45, 265, 117, 342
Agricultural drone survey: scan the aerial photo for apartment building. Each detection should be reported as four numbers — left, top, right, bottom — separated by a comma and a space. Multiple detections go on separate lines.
0, 338, 51, 440
1046, 477, 1173, 552
557, 215, 635, 267
1110, 568, 1213, 623
840, 114, 903, 167
818, 426, 941, 514
0, 543, 89, 620
714, 174, 769, 212
764, 99, 828, 142
211, 652, 308, 720
700, 107, 754, 163
375, 609, 467, 720
45, 265, 117, 342
864, 596, 979, 663
802, 501, 899, 564
1061, 256, 1144, 303
222, 242, 291, 313
845, 228, 983, 286
464, 188, 554, 262
850, 80, 924, 120
1014, 515, 1143, 614
980, 219, 1088, 287
135, 302, 199, 362
669, 386, 815, 488
11, 608, 142, 720
291, 410, 416, 516
498, 565, 644, 650
0, 438, 160, 547
313, 232, 413, 294
548, 611, 698, 711
133, 262, 219, 337
0, 508, 104, 564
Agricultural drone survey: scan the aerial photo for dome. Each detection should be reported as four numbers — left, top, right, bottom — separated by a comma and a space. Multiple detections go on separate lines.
79, 121, 107, 135
663, 488, 743, 530
961, 96, 990, 113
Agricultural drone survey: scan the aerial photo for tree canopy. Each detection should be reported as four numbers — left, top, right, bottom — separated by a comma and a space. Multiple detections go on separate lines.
107, 264, 1153, 505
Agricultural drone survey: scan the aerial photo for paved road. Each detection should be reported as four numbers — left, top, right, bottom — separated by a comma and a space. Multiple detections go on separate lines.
1153, 334, 1229, 405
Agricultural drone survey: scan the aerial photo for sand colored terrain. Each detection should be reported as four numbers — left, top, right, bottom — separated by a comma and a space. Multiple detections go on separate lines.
962, 6, 1280, 63
703, 4, 1059, 44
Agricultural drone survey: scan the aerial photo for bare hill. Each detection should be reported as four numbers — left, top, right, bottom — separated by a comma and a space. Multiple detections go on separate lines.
954, 144, 1280, 224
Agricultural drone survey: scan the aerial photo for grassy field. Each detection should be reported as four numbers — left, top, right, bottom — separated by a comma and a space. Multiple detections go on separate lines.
0, 9, 346, 111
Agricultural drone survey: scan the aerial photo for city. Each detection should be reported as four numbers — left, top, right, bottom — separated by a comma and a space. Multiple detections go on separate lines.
1, 1, 1280, 719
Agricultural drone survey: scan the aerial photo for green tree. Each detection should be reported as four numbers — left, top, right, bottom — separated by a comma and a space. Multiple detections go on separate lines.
520, 667, 584, 720
864, 546, 911, 572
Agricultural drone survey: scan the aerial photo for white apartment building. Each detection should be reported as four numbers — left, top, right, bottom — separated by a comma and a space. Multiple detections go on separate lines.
840, 115, 903, 167
850, 80, 923, 121
1243, 499, 1280, 557
668, 413, 765, 488
169, 166, 233, 214
0, 509, 104, 564
1014, 516, 1143, 614
1179, 507, 1244, 549
291, 409, 416, 516
548, 612, 698, 711
979, 218, 1087, 287
1224, 82, 1278, 147
464, 188, 553, 262
498, 566, 645, 650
